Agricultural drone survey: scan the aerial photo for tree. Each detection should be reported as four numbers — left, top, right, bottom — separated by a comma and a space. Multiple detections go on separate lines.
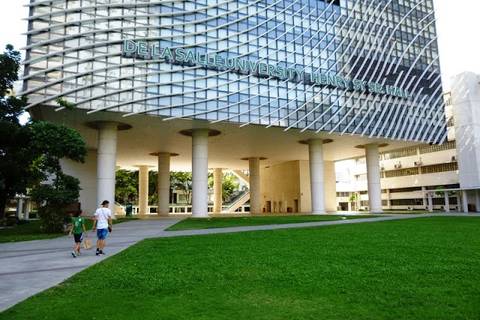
30, 173, 81, 233
349, 193, 359, 211
221, 173, 240, 202
0, 45, 33, 220
115, 169, 138, 204
0, 45, 87, 229
208, 172, 240, 202
171, 172, 192, 204
28, 121, 87, 232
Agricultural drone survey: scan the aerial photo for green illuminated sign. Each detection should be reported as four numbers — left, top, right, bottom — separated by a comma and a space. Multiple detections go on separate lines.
122, 40, 409, 99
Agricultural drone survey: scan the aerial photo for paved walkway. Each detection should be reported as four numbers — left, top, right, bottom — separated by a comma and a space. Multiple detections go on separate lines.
0, 213, 477, 311
0, 219, 180, 312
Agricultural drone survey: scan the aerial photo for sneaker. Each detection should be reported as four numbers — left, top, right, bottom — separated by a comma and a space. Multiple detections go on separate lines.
96, 249, 100, 256
100, 250, 105, 255
71, 251, 76, 258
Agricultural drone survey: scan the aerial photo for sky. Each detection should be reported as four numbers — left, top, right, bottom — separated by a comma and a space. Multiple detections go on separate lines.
0, 0, 479, 90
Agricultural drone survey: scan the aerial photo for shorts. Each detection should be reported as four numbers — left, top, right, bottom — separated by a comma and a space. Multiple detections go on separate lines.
73, 233, 83, 243
97, 228, 108, 240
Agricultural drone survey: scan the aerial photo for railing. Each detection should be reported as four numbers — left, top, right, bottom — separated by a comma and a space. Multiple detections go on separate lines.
128, 204, 250, 215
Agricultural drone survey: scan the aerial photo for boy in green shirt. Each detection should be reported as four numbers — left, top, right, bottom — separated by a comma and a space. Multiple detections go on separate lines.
68, 211, 87, 258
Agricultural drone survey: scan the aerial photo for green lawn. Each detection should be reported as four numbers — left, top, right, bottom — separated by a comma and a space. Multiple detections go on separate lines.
2, 217, 480, 320
166, 214, 379, 231
0, 217, 137, 243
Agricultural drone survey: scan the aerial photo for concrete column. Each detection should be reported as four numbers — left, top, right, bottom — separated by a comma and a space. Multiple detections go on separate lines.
462, 191, 469, 213
192, 129, 209, 217
138, 166, 149, 215
476, 191, 480, 213
213, 168, 223, 213
25, 200, 31, 221
347, 200, 352, 212
16, 198, 24, 219
444, 192, 450, 213
157, 153, 171, 216
422, 186, 428, 208
96, 122, 118, 215
365, 144, 383, 213
308, 139, 325, 214
456, 192, 461, 211
249, 158, 262, 214
427, 192, 433, 212
324, 161, 337, 212
386, 189, 392, 210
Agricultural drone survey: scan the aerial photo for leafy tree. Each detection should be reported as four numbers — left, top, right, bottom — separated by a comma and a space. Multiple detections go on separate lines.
171, 172, 192, 204
28, 122, 86, 232
115, 169, 138, 204
348, 193, 359, 211
208, 172, 240, 202
221, 173, 240, 202
0, 45, 33, 220
0, 45, 87, 230
30, 173, 81, 233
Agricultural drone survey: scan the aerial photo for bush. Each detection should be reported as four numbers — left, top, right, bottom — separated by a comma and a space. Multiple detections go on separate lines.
30, 173, 80, 233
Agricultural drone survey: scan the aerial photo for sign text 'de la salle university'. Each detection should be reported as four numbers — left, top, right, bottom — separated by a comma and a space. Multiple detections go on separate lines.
122, 40, 410, 99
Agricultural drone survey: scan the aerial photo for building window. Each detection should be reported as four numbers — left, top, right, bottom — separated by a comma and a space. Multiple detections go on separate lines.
419, 141, 456, 154
384, 167, 420, 178
390, 187, 422, 193
381, 146, 418, 160
421, 162, 458, 174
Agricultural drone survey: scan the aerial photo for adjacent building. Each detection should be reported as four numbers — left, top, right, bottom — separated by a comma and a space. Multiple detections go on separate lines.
336, 72, 480, 213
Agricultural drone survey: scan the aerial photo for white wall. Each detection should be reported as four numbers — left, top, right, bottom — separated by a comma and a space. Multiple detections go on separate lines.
60, 149, 98, 215
452, 72, 480, 189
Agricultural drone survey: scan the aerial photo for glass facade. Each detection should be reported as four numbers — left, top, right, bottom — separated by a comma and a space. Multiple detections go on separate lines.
23, 0, 445, 143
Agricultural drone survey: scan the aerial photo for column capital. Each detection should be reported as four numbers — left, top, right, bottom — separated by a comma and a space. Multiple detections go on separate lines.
354, 143, 389, 149
179, 129, 221, 137
149, 152, 179, 157
86, 120, 132, 131
134, 165, 154, 169
241, 157, 267, 161
299, 139, 333, 145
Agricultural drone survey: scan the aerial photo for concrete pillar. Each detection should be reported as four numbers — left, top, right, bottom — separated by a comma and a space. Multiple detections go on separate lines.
456, 192, 461, 211
25, 200, 31, 221
308, 139, 325, 214
347, 200, 352, 212
16, 198, 24, 219
192, 129, 209, 217
444, 192, 450, 213
365, 144, 383, 213
476, 190, 480, 213
324, 161, 337, 212
213, 168, 223, 213
249, 158, 262, 214
138, 166, 149, 215
386, 189, 392, 210
462, 191, 469, 213
422, 186, 428, 209
96, 122, 118, 215
157, 153, 171, 216
427, 192, 433, 212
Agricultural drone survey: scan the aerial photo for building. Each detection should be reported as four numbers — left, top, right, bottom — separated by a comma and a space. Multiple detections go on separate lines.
335, 141, 460, 212
336, 72, 480, 213
21, 0, 448, 216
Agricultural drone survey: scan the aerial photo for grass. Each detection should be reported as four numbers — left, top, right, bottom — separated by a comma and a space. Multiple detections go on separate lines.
0, 217, 137, 243
2, 217, 480, 319
166, 214, 379, 231
0, 220, 60, 243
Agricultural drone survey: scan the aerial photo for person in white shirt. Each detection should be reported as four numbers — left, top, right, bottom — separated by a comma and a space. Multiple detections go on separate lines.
92, 200, 112, 256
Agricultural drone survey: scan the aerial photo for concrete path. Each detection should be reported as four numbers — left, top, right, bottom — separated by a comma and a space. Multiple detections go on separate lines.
0, 218, 180, 312
1, 213, 478, 312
